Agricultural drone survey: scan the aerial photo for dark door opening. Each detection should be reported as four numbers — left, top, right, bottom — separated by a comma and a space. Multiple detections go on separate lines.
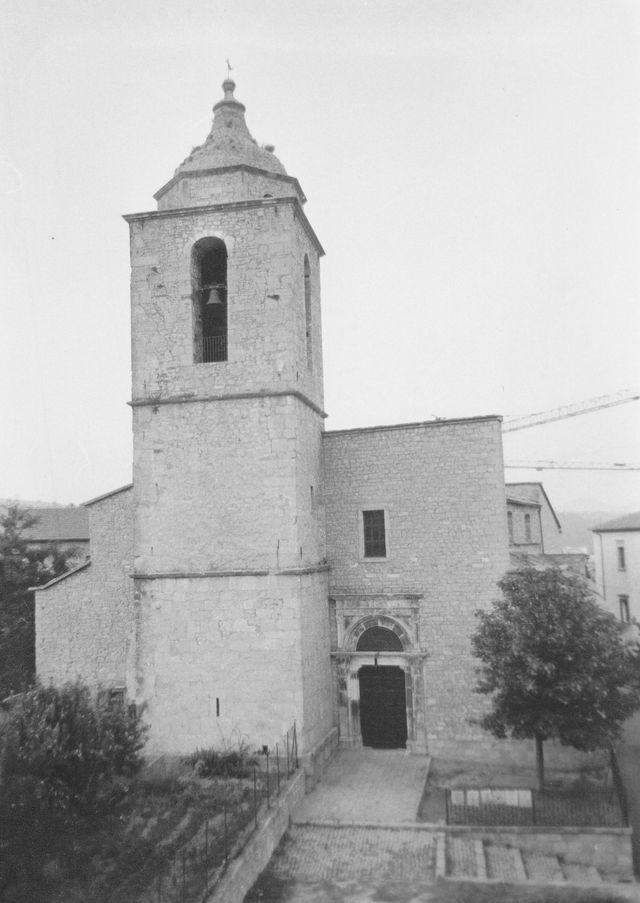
358, 665, 407, 749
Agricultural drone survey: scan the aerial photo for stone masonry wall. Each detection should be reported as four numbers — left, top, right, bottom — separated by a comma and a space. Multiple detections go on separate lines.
36, 488, 134, 689
130, 393, 334, 755
157, 169, 301, 211
127, 199, 323, 412
322, 417, 510, 757
133, 571, 331, 756
132, 396, 325, 575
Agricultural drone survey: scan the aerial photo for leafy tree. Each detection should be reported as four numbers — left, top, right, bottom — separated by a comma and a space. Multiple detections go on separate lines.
0, 506, 74, 697
0, 682, 146, 896
472, 567, 640, 789
1, 682, 146, 812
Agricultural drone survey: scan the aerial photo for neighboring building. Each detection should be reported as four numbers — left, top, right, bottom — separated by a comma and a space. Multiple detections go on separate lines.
0, 504, 89, 568
592, 512, 640, 624
506, 482, 562, 554
36, 79, 580, 770
506, 483, 589, 576
22, 507, 89, 566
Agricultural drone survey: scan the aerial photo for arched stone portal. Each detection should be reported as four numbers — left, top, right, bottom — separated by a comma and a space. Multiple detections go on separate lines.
330, 597, 428, 754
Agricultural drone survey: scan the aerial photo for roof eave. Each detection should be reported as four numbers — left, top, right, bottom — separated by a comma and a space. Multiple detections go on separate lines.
153, 164, 307, 204
124, 196, 324, 258
83, 483, 134, 508
32, 560, 91, 592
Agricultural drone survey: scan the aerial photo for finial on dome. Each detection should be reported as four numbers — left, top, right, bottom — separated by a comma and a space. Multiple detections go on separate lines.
222, 58, 236, 99
214, 61, 246, 113
221, 79, 236, 101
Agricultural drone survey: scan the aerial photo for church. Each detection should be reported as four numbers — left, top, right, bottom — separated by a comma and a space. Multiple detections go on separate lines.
35, 79, 511, 775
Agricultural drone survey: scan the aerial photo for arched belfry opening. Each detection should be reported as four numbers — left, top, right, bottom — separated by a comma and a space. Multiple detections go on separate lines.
303, 254, 312, 369
192, 237, 228, 362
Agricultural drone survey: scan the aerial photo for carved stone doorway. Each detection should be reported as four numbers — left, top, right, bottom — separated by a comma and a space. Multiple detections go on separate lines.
358, 665, 408, 749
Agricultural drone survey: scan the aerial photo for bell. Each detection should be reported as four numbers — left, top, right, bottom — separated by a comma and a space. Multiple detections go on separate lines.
205, 286, 223, 305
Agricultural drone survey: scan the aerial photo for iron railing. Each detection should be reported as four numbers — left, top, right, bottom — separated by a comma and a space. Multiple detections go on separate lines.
202, 335, 227, 363
445, 784, 625, 828
108, 723, 299, 903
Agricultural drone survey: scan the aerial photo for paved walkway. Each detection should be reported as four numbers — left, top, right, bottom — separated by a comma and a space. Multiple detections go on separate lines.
272, 824, 437, 883
294, 748, 429, 824
247, 748, 639, 901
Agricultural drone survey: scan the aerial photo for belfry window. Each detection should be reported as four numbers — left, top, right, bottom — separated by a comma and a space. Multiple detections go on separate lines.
304, 255, 312, 369
193, 237, 228, 363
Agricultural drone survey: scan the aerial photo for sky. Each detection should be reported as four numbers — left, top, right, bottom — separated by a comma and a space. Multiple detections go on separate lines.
1, 0, 639, 513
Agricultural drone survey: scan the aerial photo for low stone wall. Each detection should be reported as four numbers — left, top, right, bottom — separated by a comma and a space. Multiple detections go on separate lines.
447, 825, 633, 882
300, 726, 338, 790
204, 768, 306, 903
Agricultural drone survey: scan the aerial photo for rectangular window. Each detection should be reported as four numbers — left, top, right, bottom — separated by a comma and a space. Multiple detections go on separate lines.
617, 543, 626, 571
619, 595, 630, 623
362, 509, 387, 558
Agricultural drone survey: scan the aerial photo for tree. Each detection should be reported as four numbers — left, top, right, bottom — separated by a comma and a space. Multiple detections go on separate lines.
0, 506, 74, 697
472, 567, 640, 789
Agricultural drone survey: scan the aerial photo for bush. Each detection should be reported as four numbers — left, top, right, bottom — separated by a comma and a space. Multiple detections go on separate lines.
185, 744, 256, 778
1, 682, 147, 813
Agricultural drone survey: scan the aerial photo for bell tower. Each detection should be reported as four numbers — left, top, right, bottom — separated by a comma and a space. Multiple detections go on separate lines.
124, 80, 334, 758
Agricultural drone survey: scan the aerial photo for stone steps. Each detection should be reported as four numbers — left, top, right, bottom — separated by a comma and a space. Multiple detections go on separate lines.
442, 832, 608, 885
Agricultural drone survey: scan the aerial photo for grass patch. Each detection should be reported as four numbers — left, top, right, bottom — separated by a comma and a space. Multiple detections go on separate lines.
1, 766, 270, 902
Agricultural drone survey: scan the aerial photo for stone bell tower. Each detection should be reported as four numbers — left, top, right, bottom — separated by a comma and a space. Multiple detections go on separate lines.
124, 80, 334, 758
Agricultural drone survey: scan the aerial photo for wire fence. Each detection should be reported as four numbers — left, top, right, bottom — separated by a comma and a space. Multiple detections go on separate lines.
445, 782, 625, 828
109, 723, 299, 903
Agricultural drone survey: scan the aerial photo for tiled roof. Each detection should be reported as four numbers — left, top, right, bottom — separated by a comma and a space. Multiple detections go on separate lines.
592, 511, 640, 532
21, 507, 89, 542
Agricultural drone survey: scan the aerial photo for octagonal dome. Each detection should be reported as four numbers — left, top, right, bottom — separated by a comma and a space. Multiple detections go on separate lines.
173, 79, 287, 177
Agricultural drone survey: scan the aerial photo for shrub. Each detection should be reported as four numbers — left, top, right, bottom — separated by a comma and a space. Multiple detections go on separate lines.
0, 681, 147, 813
185, 744, 256, 778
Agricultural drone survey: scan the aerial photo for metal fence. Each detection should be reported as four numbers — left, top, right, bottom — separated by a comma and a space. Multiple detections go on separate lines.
445, 783, 625, 828
108, 723, 299, 903
202, 335, 227, 362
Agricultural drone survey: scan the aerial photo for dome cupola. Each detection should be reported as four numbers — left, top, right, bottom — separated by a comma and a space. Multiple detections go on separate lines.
154, 78, 301, 209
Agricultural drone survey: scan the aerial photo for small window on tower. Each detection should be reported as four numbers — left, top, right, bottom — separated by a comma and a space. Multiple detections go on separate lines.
362, 509, 387, 558
524, 513, 532, 543
617, 542, 626, 571
619, 595, 630, 623
192, 237, 228, 363
507, 511, 514, 543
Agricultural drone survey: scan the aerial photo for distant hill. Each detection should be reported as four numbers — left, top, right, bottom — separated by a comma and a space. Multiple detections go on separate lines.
556, 511, 619, 554
0, 499, 69, 509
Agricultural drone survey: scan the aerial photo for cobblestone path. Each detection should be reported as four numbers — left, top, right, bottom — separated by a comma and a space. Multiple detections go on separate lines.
270, 824, 437, 883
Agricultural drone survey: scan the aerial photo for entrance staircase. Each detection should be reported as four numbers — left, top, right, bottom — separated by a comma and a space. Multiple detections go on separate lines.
440, 832, 610, 885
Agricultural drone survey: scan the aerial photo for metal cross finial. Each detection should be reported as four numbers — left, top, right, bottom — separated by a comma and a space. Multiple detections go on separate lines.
226, 59, 233, 78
